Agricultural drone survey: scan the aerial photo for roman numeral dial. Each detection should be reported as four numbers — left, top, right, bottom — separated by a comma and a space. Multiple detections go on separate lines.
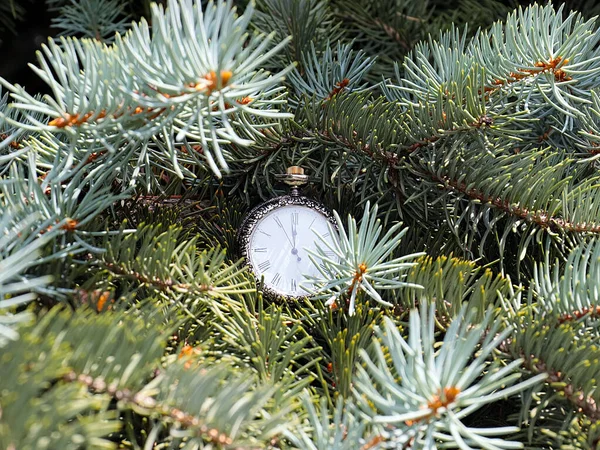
244, 203, 337, 298
257, 260, 271, 271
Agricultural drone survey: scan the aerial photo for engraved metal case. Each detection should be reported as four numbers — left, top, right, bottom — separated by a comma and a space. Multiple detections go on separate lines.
237, 195, 337, 301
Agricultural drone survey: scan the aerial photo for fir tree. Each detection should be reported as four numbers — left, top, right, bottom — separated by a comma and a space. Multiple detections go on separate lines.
1, 0, 600, 449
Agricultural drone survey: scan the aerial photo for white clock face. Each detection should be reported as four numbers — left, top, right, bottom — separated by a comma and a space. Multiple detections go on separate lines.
247, 204, 336, 297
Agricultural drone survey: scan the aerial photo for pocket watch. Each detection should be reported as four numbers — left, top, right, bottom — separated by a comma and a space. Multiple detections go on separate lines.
237, 166, 337, 300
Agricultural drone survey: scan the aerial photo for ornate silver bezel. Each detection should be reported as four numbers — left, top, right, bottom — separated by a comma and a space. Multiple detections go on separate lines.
237, 195, 337, 302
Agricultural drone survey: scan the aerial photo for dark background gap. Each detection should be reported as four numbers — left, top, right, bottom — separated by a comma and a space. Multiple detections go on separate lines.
0, 0, 55, 95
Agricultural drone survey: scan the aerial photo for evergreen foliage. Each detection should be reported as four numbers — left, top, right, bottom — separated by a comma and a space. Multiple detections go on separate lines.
1, 0, 600, 448
46, 0, 133, 42
0, 0, 31, 38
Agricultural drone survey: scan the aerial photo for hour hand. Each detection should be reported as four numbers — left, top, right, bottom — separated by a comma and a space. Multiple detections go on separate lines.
274, 216, 294, 248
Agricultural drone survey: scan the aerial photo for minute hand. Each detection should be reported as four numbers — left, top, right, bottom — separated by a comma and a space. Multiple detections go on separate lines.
291, 215, 301, 261
274, 216, 294, 247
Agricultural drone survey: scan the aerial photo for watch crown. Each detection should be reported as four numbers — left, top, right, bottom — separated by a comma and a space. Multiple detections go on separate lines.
275, 166, 309, 195
287, 166, 304, 175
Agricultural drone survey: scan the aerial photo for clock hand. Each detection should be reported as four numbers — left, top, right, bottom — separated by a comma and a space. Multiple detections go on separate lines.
274, 216, 295, 249
291, 213, 301, 262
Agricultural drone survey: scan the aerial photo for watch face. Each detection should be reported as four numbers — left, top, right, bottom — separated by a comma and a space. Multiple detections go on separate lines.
239, 196, 337, 299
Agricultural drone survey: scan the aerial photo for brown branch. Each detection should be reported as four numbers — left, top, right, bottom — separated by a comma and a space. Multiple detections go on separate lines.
538, 126, 554, 143
429, 172, 600, 234
347, 262, 368, 296
404, 115, 493, 153
61, 370, 235, 446
134, 194, 207, 209
515, 353, 600, 422
0, 133, 21, 149
406, 135, 439, 152
84, 151, 106, 165
48, 70, 233, 129
373, 18, 410, 50
102, 261, 212, 294
325, 78, 350, 101
60, 218, 78, 231
319, 129, 399, 167
558, 306, 600, 324
103, 261, 175, 290
395, 12, 424, 23
584, 131, 600, 156
489, 56, 572, 92
361, 436, 385, 449
404, 386, 462, 427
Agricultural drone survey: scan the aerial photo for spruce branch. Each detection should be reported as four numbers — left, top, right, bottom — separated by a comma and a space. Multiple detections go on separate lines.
1, 303, 292, 448
0, 145, 128, 303
305, 93, 403, 166
503, 286, 600, 427
0, 0, 30, 37
519, 350, 600, 422
146, 361, 293, 448
252, 0, 342, 68
0, 91, 46, 160
0, 0, 295, 178
0, 306, 167, 449
474, 4, 600, 127
302, 298, 382, 401
1, 302, 293, 449
305, 201, 424, 316
579, 90, 600, 160
99, 221, 255, 300
47, 0, 133, 42
507, 313, 600, 425
211, 295, 320, 403
330, 0, 432, 79
405, 144, 600, 268
400, 254, 515, 328
496, 238, 600, 427
384, 28, 530, 148
287, 40, 375, 102
533, 238, 600, 321
283, 392, 376, 449
354, 301, 547, 449
2, 152, 130, 253
0, 210, 54, 345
